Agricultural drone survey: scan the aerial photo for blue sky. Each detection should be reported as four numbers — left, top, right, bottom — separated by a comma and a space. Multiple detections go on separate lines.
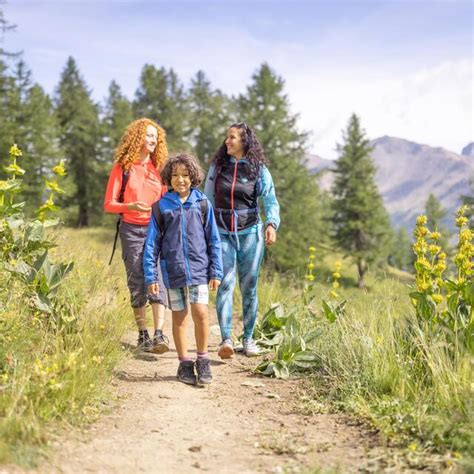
3, 0, 473, 158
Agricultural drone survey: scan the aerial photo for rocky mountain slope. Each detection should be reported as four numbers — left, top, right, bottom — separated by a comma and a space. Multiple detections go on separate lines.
308, 136, 473, 230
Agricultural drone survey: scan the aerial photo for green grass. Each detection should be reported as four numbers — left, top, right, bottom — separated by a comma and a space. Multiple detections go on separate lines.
0, 227, 132, 467
256, 258, 473, 469
1, 229, 472, 471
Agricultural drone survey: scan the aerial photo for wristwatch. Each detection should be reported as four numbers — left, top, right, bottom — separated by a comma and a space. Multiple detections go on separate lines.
266, 222, 277, 230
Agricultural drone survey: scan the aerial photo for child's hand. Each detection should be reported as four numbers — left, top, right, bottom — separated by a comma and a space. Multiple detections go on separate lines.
148, 283, 159, 295
209, 279, 221, 291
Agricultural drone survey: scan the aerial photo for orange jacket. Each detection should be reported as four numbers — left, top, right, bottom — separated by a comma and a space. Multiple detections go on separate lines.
104, 161, 167, 225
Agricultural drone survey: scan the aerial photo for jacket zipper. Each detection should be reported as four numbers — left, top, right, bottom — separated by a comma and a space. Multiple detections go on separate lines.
181, 205, 192, 285
230, 161, 238, 232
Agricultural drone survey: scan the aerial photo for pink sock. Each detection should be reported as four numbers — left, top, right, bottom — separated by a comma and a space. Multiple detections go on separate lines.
179, 356, 193, 362
197, 352, 208, 359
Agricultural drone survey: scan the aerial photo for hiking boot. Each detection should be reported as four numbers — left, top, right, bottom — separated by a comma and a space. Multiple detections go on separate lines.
243, 338, 260, 357
137, 330, 153, 352
177, 360, 196, 385
217, 339, 234, 359
195, 358, 213, 385
151, 330, 170, 354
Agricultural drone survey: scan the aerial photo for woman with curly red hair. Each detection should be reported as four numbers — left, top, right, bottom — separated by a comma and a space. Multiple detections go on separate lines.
104, 118, 170, 353
204, 122, 280, 358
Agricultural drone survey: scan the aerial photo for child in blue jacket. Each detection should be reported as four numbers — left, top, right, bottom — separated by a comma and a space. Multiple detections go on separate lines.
144, 153, 223, 385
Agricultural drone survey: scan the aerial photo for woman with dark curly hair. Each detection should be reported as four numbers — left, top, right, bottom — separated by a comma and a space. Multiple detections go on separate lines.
204, 122, 280, 358
144, 153, 223, 385
104, 118, 170, 354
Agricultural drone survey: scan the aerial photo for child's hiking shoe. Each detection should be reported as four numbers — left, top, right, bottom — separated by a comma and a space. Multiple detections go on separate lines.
217, 339, 234, 359
137, 330, 153, 352
177, 360, 196, 385
151, 330, 170, 354
243, 338, 260, 357
195, 358, 212, 385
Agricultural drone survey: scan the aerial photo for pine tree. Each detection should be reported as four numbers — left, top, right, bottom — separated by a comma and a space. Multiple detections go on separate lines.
0, 60, 60, 209
389, 227, 413, 271
460, 179, 473, 229
425, 193, 451, 250
187, 70, 231, 167
331, 114, 392, 288
238, 63, 328, 271
55, 57, 101, 226
102, 80, 134, 157
133, 65, 189, 151
21, 84, 61, 209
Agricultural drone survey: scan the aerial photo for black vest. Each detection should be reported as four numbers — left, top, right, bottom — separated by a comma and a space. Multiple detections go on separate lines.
214, 160, 259, 232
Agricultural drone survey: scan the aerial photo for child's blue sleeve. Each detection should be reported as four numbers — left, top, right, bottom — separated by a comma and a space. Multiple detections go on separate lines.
143, 209, 162, 286
258, 166, 280, 230
203, 164, 216, 207
204, 200, 223, 281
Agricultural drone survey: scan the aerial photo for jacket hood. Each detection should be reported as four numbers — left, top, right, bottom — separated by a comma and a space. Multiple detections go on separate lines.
161, 188, 206, 206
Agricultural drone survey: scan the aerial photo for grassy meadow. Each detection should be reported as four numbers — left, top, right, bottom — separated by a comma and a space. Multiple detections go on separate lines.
0, 227, 472, 471
0, 227, 132, 466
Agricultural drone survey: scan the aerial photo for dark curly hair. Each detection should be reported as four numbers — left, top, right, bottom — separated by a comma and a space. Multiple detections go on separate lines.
212, 122, 269, 177
161, 153, 205, 188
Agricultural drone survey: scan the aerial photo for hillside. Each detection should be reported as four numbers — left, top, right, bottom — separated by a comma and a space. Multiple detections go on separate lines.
309, 136, 474, 230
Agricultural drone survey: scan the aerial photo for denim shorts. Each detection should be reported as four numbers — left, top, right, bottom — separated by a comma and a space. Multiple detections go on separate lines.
119, 221, 167, 308
167, 285, 209, 311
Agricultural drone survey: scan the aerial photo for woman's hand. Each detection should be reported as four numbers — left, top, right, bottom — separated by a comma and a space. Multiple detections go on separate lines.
148, 283, 159, 295
265, 225, 277, 246
127, 201, 151, 212
209, 279, 221, 291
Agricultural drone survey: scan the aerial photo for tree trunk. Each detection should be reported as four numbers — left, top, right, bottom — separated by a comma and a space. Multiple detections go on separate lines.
77, 202, 88, 227
357, 259, 366, 289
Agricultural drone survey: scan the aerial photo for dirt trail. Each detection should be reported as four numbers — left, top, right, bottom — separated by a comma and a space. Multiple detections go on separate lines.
14, 312, 383, 473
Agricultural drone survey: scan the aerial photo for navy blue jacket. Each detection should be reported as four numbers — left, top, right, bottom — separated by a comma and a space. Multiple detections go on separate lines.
143, 188, 223, 289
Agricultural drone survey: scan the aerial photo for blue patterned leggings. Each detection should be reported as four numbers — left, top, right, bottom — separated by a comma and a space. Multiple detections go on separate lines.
216, 231, 264, 340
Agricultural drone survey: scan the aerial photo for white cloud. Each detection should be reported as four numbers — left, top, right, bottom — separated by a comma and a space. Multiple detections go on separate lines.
288, 58, 473, 159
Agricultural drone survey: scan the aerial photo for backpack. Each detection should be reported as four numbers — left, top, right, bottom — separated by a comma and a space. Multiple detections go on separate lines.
152, 198, 208, 236
108, 170, 130, 265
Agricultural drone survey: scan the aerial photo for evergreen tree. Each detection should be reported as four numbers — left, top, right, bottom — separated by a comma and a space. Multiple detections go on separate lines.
187, 70, 231, 167
133, 65, 189, 151
21, 84, 61, 209
237, 63, 328, 271
460, 179, 473, 229
102, 80, 134, 157
425, 193, 451, 250
331, 114, 392, 288
389, 227, 413, 271
55, 57, 101, 226
0, 60, 59, 209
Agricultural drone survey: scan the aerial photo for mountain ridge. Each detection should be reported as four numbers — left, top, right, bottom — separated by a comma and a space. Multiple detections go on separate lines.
308, 136, 473, 230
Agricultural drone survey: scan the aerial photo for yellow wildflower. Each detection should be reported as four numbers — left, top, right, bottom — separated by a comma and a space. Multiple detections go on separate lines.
9, 144, 22, 157
432, 294, 443, 304
306, 274, 315, 282
330, 290, 339, 299
332, 281, 340, 289
416, 215, 427, 226
308, 246, 316, 252
429, 231, 441, 240
52, 160, 67, 176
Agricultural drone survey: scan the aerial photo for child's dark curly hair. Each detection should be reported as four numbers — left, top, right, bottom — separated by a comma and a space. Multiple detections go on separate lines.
161, 153, 205, 188
212, 122, 269, 177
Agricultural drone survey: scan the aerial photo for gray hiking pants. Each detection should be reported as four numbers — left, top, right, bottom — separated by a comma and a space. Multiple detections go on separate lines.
119, 221, 167, 308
